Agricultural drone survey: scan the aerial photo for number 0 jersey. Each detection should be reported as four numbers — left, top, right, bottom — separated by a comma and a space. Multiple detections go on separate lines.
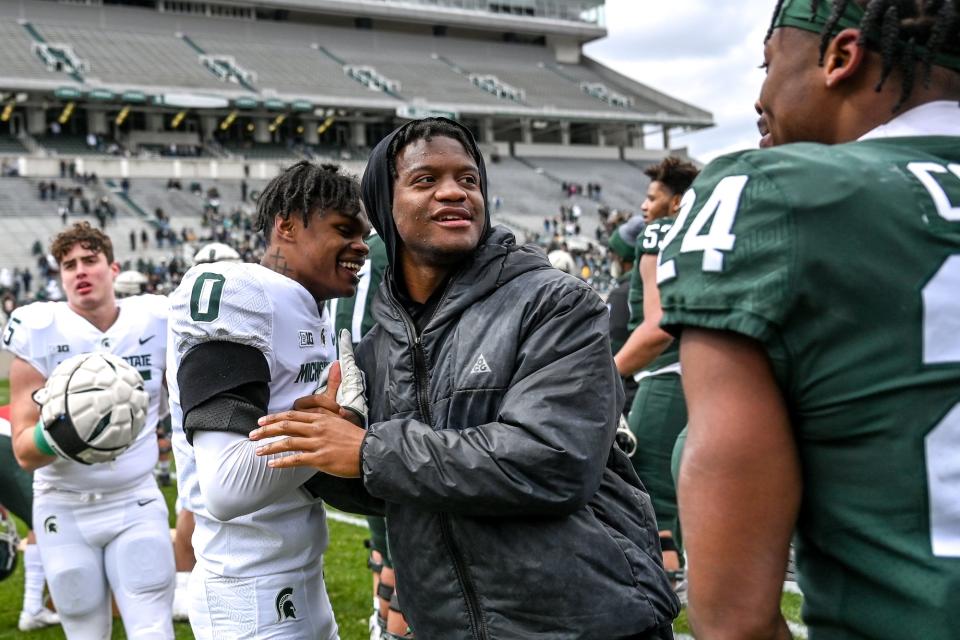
167, 262, 336, 576
1, 296, 168, 493
659, 112, 960, 639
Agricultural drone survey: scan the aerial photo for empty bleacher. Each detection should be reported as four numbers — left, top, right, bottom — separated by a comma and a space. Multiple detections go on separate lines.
0, 0, 706, 123
0, 22, 54, 84
518, 158, 649, 212
0, 136, 27, 154
31, 23, 228, 92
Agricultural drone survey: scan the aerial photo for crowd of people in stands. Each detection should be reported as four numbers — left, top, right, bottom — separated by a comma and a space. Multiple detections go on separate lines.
561, 179, 603, 200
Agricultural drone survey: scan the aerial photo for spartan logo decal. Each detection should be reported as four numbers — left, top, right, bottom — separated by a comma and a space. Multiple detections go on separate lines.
275, 587, 297, 622
43, 515, 58, 534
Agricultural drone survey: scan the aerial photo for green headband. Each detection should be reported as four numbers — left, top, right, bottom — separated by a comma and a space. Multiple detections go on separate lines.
772, 0, 960, 72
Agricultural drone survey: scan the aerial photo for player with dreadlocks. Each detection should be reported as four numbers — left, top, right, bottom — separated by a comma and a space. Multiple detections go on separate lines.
167, 161, 369, 639
658, 1, 960, 638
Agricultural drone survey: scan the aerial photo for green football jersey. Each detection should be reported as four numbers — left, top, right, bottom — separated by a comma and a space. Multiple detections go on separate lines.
330, 234, 387, 342
627, 217, 679, 372
659, 137, 960, 639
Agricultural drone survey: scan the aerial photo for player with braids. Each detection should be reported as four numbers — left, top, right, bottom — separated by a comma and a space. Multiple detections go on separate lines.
255, 160, 362, 241
659, 1, 960, 638
765, 0, 960, 109
168, 161, 369, 639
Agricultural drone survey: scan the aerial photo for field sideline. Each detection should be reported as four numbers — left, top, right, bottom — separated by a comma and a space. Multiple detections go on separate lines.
0, 379, 805, 639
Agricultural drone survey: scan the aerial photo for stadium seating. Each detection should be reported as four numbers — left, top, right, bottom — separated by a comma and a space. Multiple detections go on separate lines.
0, 0, 701, 122
0, 136, 27, 154
518, 158, 651, 211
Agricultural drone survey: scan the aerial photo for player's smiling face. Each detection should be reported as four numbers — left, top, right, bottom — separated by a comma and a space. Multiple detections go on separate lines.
59, 244, 119, 313
392, 136, 485, 268
294, 208, 370, 301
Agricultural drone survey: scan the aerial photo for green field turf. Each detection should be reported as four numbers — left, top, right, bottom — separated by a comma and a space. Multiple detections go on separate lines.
0, 380, 805, 638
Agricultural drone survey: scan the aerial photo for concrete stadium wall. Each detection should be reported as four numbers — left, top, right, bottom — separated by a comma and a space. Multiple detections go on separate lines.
13, 156, 292, 181
3, 143, 684, 179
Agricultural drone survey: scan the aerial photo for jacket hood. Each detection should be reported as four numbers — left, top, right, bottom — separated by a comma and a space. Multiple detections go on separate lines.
372, 226, 555, 341
360, 118, 491, 275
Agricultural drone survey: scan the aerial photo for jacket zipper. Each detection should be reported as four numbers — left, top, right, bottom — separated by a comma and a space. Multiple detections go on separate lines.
440, 513, 487, 640
386, 286, 488, 640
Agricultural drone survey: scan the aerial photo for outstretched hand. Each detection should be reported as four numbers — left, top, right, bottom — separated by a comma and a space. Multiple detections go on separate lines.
249, 407, 365, 478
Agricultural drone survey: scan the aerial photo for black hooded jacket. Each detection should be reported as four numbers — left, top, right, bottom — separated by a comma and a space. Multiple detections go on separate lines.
353, 119, 679, 639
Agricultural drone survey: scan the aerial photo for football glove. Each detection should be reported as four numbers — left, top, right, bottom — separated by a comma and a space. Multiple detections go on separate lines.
336, 329, 368, 424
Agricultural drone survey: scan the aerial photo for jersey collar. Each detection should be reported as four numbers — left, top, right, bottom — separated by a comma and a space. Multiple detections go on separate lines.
859, 101, 960, 141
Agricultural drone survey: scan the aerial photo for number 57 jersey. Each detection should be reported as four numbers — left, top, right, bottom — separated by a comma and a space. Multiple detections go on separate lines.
658, 135, 960, 639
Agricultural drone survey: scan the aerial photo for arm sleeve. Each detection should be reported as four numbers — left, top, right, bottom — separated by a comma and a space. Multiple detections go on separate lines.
658, 152, 796, 344
194, 430, 317, 522
361, 284, 623, 518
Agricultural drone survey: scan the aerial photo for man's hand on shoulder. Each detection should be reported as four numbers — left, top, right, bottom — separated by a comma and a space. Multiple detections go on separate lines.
249, 403, 365, 478
252, 356, 367, 478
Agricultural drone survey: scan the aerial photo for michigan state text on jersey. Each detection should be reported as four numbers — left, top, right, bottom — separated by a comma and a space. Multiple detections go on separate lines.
3, 223, 175, 639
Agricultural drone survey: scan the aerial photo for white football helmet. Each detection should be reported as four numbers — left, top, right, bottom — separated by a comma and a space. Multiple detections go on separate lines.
33, 353, 149, 465
193, 242, 241, 265
114, 270, 148, 297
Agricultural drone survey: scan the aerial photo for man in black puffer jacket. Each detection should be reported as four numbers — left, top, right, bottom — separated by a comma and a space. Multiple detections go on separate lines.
253, 118, 678, 639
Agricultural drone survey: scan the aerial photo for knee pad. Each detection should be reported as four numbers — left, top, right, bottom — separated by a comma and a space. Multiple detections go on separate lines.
45, 545, 107, 617
115, 529, 175, 595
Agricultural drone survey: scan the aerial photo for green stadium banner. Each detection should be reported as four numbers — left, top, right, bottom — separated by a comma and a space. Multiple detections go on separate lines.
121, 91, 147, 103
87, 89, 115, 101
264, 99, 286, 110
291, 100, 313, 112
235, 97, 258, 109
54, 87, 81, 99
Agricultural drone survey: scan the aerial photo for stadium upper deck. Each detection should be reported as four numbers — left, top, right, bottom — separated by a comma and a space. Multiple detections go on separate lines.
0, 0, 712, 168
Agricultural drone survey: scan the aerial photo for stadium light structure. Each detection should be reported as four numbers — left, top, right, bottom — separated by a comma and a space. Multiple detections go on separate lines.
267, 113, 286, 133
0, 102, 13, 123
317, 115, 335, 135
219, 110, 238, 131
170, 111, 187, 129
115, 106, 130, 126
58, 102, 75, 125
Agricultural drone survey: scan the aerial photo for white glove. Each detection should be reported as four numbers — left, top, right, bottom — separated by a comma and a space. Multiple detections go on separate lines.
336, 329, 368, 424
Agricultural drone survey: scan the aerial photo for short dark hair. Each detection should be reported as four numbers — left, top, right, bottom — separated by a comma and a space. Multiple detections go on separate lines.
767, 0, 960, 110
643, 157, 700, 196
51, 222, 114, 264
387, 118, 482, 182
254, 161, 362, 244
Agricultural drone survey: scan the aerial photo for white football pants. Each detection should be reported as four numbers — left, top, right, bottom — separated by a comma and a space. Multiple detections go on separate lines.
34, 476, 175, 639
189, 560, 338, 639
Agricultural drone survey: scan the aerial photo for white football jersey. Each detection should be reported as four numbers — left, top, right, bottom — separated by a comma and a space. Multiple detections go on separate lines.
167, 262, 335, 577
1, 295, 168, 493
